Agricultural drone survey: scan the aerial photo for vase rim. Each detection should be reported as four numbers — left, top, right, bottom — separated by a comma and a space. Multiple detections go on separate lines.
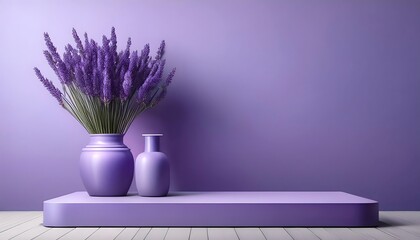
142, 133, 163, 137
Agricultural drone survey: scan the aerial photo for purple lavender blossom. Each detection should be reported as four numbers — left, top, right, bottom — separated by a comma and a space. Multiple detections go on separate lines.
44, 33, 61, 62
148, 60, 160, 77
115, 38, 131, 80
110, 27, 118, 61
34, 67, 63, 106
140, 44, 150, 60
74, 63, 85, 92
57, 62, 71, 84
102, 35, 110, 55
136, 75, 153, 102
90, 40, 98, 68
146, 67, 175, 106
97, 47, 104, 73
63, 44, 75, 67
165, 68, 176, 86
118, 64, 127, 90
131, 45, 150, 86
44, 33, 71, 84
84, 33, 90, 56
92, 68, 101, 96
125, 37, 132, 52
43, 50, 58, 75
102, 53, 112, 103
82, 34, 94, 95
156, 59, 166, 79
139, 44, 150, 71
128, 51, 138, 72
155, 40, 165, 60
69, 45, 82, 66
37, 27, 174, 107
102, 70, 112, 103
116, 48, 130, 82
113, 37, 132, 96
72, 28, 84, 56
136, 62, 161, 102
122, 71, 132, 101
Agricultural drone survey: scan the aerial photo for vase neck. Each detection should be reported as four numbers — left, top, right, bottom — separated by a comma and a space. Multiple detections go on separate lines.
86, 134, 126, 148
143, 134, 163, 152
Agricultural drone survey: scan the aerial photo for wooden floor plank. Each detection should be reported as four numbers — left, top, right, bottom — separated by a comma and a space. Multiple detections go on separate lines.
145, 228, 169, 240
260, 228, 293, 240
324, 228, 371, 240
115, 228, 140, 240
0, 212, 41, 233
0, 212, 29, 225
380, 212, 420, 237
0, 212, 32, 227
308, 228, 338, 240
133, 227, 152, 240
2, 211, 420, 240
350, 228, 398, 240
59, 227, 99, 240
285, 228, 320, 240
164, 228, 191, 240
190, 228, 208, 240
0, 216, 43, 239
208, 228, 239, 240
378, 226, 420, 240
33, 227, 75, 240
235, 228, 265, 240
10, 224, 50, 240
87, 227, 124, 240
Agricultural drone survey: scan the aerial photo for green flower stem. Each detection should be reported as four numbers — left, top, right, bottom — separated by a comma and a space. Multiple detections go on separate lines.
61, 83, 149, 134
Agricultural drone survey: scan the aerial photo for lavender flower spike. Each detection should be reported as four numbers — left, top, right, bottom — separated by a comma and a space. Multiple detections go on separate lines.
44, 33, 62, 62
155, 40, 165, 60
102, 54, 112, 103
122, 71, 132, 101
102, 70, 112, 103
111, 27, 118, 60
165, 68, 176, 86
126, 37, 132, 52
84, 32, 90, 54
43, 50, 58, 75
34, 67, 63, 106
141, 44, 150, 59
72, 28, 84, 56
44, 32, 71, 84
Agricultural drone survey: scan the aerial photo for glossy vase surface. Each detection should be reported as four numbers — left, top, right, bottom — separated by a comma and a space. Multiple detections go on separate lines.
136, 134, 170, 197
80, 134, 134, 196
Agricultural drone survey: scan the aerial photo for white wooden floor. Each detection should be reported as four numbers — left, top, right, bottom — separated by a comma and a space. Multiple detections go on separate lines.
0, 212, 419, 240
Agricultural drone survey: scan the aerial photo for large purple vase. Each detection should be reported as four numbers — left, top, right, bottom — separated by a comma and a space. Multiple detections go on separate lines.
135, 134, 170, 197
80, 134, 134, 196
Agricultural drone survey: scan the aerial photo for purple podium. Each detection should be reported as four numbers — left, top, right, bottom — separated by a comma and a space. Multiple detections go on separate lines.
43, 191, 378, 227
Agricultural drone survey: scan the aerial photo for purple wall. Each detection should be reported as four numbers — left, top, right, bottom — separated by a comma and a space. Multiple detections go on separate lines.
1, 0, 420, 210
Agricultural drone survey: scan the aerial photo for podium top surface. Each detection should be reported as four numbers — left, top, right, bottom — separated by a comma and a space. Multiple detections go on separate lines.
45, 191, 377, 204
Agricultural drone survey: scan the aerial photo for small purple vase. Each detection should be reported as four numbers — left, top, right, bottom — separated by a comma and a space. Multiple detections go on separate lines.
80, 134, 134, 196
135, 134, 170, 197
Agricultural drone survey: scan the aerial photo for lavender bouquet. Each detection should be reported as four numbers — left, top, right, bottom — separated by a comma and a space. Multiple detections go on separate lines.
34, 27, 175, 134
